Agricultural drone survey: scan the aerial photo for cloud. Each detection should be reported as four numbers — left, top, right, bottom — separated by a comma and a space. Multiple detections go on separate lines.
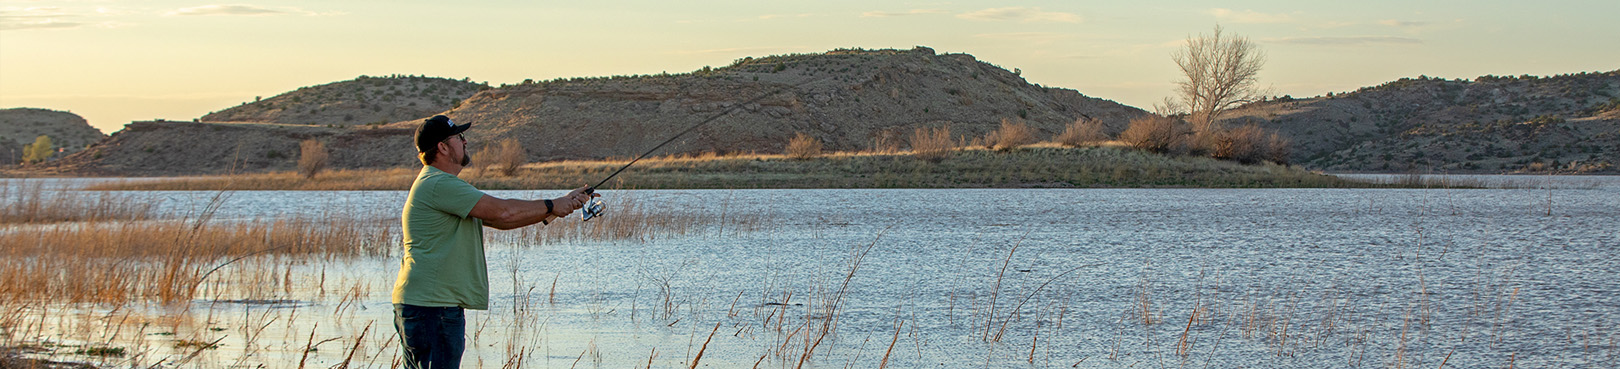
957, 7, 1081, 23
1209, 8, 1294, 24
1378, 20, 1430, 28
757, 13, 815, 20
0, 7, 83, 30
166, 4, 305, 16
861, 9, 945, 18
1266, 36, 1423, 46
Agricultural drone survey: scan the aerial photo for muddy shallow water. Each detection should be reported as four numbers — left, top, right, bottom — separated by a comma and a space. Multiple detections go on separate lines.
7, 176, 1619, 368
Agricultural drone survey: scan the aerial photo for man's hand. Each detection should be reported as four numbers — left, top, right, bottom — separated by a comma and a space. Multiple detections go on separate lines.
550, 186, 598, 217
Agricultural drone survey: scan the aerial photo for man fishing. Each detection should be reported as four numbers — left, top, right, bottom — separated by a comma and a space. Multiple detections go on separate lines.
392, 115, 596, 369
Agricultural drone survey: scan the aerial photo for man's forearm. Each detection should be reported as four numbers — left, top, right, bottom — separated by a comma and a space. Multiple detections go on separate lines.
483, 198, 557, 230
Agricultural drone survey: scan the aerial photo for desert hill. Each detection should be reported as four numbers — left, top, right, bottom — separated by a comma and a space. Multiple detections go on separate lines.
435, 47, 1147, 161
0, 108, 107, 165
200, 75, 487, 126
39, 120, 415, 176
1221, 70, 1620, 173
40, 47, 1148, 175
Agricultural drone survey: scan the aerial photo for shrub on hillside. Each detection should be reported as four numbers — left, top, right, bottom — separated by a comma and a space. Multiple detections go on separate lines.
493, 138, 527, 176
992, 118, 1036, 151
910, 126, 955, 162
785, 132, 822, 160
297, 139, 328, 179
1119, 116, 1188, 154
1056, 118, 1108, 147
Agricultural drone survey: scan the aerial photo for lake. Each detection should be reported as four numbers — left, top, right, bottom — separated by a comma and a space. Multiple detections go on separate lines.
4, 175, 1618, 368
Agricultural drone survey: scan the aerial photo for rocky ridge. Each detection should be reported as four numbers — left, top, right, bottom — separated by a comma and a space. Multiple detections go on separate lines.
1221, 71, 1620, 173
201, 75, 487, 126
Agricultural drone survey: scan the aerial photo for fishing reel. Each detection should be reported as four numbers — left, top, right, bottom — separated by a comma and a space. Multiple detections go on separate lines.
581, 197, 605, 221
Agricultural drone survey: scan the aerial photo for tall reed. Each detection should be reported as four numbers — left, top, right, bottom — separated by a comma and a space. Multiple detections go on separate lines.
0, 180, 155, 224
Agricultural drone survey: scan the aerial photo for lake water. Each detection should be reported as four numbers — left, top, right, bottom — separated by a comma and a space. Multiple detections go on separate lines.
5, 175, 1619, 368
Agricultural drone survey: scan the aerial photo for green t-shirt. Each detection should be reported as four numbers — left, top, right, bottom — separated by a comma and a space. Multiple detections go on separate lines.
392, 166, 489, 310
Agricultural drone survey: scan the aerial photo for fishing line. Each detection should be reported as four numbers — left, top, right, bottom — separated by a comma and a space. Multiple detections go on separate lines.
580, 78, 822, 220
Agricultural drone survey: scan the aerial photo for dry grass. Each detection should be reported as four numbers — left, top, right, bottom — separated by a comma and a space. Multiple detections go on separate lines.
0, 214, 394, 305
991, 118, 1037, 151
784, 132, 823, 160
0, 180, 155, 224
1055, 118, 1108, 147
909, 126, 955, 162
82, 168, 421, 191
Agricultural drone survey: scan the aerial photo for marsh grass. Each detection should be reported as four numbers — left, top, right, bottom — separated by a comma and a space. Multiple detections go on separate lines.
0, 180, 155, 224
82, 168, 421, 191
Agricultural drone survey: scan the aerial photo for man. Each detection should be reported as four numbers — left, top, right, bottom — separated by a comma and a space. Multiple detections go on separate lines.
392, 115, 595, 369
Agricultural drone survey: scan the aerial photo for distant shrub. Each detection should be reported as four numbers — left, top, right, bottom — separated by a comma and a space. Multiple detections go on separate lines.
910, 126, 955, 162
493, 138, 527, 176
1211, 125, 1268, 164
1055, 118, 1108, 147
1265, 131, 1292, 165
21, 135, 52, 164
1119, 116, 1188, 154
297, 140, 328, 179
785, 132, 822, 160
992, 118, 1036, 151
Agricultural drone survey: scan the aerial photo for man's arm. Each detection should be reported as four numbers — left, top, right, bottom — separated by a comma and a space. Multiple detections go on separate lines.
468, 196, 555, 230
467, 186, 595, 230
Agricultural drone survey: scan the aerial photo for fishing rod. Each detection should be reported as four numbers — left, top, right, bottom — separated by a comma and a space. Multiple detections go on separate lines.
580, 79, 820, 221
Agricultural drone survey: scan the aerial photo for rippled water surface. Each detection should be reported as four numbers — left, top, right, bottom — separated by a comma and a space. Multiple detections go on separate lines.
7, 175, 1619, 368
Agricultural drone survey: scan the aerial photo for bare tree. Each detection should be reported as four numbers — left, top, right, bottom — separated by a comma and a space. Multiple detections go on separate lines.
297, 139, 328, 179
1173, 25, 1265, 132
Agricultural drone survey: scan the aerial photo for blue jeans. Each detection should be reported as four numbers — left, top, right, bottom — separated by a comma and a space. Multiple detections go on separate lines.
394, 304, 465, 369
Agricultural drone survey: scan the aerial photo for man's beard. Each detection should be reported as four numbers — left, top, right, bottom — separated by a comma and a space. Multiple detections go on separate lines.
460, 152, 472, 166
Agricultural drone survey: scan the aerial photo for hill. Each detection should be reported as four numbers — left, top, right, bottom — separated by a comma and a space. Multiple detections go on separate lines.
1220, 70, 1620, 173
41, 47, 1149, 175
0, 108, 107, 165
200, 75, 487, 126
37, 120, 415, 176
436, 46, 1148, 161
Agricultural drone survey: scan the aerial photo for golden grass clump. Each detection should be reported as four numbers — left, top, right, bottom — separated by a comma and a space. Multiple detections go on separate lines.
992, 118, 1037, 151
784, 132, 823, 160
909, 126, 955, 162
1055, 118, 1109, 148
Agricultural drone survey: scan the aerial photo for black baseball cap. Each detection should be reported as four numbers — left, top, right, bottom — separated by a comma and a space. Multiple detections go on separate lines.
415, 115, 472, 153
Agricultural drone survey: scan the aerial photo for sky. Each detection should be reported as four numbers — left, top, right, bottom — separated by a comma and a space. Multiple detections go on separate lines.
2, 1, 1617, 134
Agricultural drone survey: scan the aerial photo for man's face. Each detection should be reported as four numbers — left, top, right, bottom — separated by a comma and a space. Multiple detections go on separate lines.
441, 134, 471, 166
